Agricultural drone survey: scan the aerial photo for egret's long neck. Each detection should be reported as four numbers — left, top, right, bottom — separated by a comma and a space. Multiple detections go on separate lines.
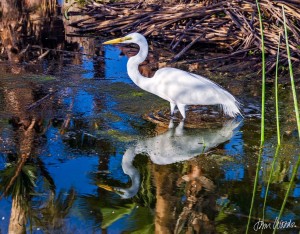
127, 40, 152, 91
120, 147, 140, 198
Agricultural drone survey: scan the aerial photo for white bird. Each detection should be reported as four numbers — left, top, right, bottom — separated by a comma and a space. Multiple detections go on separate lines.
103, 33, 241, 119
98, 119, 241, 199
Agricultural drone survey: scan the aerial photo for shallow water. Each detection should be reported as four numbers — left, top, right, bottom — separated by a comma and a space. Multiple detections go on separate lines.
0, 14, 300, 234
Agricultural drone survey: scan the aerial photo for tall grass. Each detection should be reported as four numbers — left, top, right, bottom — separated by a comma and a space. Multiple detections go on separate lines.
261, 33, 281, 225
275, 35, 281, 146
281, 7, 300, 135
247, 2, 300, 231
272, 7, 300, 233
240, 2, 300, 232
246, 0, 266, 232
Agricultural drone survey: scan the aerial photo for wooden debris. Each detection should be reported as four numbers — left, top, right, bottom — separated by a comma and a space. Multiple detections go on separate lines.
66, 0, 300, 71
26, 91, 57, 110
143, 105, 228, 129
37, 49, 50, 60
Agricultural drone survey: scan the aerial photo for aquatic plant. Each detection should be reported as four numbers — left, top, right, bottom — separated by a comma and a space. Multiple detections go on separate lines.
261, 32, 281, 224
248, 4, 300, 233
246, 0, 266, 232
273, 7, 300, 233
132, 154, 156, 208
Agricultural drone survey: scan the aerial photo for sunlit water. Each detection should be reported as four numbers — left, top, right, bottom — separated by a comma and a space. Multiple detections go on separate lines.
0, 42, 299, 234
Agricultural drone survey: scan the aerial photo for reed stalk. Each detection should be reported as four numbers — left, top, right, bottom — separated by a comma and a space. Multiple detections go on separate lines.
272, 7, 300, 233
246, 0, 266, 232
261, 33, 281, 226
281, 8, 300, 135
275, 35, 281, 146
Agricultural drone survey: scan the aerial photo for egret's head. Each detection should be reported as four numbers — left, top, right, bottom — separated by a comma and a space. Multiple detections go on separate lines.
103, 33, 146, 45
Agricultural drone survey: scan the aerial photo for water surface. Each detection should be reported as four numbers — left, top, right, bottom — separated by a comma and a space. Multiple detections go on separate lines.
0, 9, 299, 234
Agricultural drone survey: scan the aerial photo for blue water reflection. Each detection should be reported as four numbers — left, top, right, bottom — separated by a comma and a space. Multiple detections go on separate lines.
82, 56, 95, 79
0, 44, 299, 233
223, 121, 245, 181
104, 45, 131, 83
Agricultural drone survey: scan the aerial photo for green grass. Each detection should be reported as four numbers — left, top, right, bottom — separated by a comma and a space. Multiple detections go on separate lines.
272, 7, 300, 233
247, 4, 300, 232
246, 0, 266, 232
281, 8, 300, 136
261, 32, 282, 225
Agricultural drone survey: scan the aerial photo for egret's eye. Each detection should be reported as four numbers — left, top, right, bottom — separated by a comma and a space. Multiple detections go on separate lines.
124, 36, 132, 41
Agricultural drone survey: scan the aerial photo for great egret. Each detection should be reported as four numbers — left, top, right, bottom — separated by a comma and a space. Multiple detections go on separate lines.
98, 119, 241, 199
103, 33, 241, 119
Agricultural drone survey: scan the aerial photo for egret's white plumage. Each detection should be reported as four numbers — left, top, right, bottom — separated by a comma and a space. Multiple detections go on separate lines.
103, 33, 241, 119
98, 119, 241, 198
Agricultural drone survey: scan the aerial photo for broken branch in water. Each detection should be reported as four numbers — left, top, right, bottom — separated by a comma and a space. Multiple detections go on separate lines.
26, 91, 57, 111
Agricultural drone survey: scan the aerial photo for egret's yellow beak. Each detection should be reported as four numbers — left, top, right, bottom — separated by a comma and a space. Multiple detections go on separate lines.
103, 36, 132, 45
97, 183, 115, 192
97, 183, 124, 195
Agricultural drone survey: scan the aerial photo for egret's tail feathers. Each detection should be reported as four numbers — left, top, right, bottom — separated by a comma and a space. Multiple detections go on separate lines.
221, 100, 242, 118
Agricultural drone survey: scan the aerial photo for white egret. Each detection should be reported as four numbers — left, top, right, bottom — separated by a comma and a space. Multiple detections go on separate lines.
103, 33, 241, 119
98, 119, 241, 199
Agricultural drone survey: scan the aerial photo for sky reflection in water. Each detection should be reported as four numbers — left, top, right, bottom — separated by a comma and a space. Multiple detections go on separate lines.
0, 43, 299, 233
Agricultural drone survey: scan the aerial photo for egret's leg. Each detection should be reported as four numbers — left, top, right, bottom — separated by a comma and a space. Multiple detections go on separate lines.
177, 104, 186, 119
175, 120, 184, 136
168, 119, 174, 129
170, 102, 176, 117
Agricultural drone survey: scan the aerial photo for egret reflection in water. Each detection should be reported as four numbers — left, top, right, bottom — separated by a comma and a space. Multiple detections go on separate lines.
99, 119, 242, 199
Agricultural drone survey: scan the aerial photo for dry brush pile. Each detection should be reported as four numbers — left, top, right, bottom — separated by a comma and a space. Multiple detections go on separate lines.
66, 0, 300, 71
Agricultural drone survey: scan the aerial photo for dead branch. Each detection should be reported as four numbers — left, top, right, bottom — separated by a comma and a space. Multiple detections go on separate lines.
65, 0, 300, 71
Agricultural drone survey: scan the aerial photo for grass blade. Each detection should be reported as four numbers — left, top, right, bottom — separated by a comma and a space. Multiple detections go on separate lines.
261, 32, 282, 224
282, 7, 300, 135
246, 0, 266, 232
275, 35, 282, 145
272, 6, 300, 233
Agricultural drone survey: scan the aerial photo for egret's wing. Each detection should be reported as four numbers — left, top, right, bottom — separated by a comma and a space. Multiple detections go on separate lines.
153, 68, 220, 104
